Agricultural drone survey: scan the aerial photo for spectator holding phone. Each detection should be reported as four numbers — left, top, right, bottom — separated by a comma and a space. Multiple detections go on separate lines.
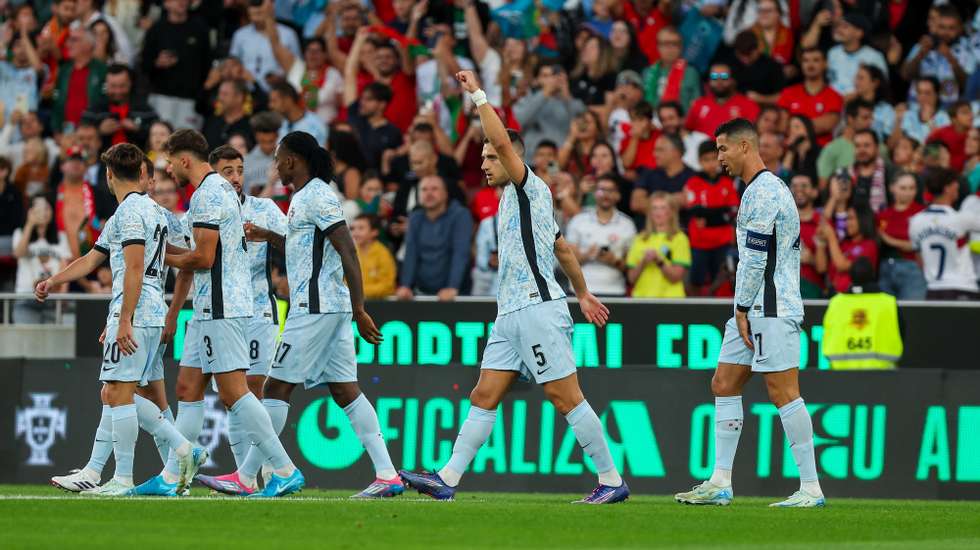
816, 206, 879, 295
12, 196, 69, 323
627, 191, 690, 298
565, 175, 636, 297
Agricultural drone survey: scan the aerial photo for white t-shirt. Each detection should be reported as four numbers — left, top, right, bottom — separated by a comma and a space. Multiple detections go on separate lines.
909, 204, 980, 292
565, 207, 637, 296
416, 56, 475, 105
286, 61, 344, 125
827, 45, 888, 96
12, 228, 70, 293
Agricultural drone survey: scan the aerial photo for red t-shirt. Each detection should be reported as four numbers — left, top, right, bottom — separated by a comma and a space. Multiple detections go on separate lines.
108, 103, 130, 145
830, 238, 879, 294
64, 65, 91, 129
799, 209, 823, 288
777, 84, 843, 146
622, 4, 669, 63
927, 125, 968, 172
619, 129, 659, 171
470, 186, 500, 221
684, 173, 739, 250
877, 202, 924, 261
685, 94, 760, 137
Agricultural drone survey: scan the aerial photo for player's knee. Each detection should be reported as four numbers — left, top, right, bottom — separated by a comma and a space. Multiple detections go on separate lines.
765, 378, 798, 408
328, 383, 360, 408
263, 379, 293, 403
468, 385, 501, 410
543, 385, 583, 416
175, 376, 205, 402
100, 384, 109, 405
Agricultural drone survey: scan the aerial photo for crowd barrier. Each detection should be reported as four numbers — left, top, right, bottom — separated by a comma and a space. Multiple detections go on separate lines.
5, 359, 979, 499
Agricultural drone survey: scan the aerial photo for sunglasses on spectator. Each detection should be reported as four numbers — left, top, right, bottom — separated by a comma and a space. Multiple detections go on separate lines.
710, 72, 731, 81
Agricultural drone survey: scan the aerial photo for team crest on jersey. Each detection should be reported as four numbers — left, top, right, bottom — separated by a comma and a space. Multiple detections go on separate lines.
196, 394, 229, 468
849, 309, 869, 330
15, 393, 67, 466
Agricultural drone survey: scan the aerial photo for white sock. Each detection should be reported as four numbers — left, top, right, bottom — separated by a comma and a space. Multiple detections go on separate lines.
566, 400, 622, 487
84, 405, 113, 475
778, 398, 823, 497
110, 404, 138, 484
343, 394, 397, 480
232, 393, 294, 477
238, 398, 289, 485
710, 396, 743, 488
227, 406, 248, 468
163, 400, 204, 481
134, 395, 190, 459
440, 405, 497, 487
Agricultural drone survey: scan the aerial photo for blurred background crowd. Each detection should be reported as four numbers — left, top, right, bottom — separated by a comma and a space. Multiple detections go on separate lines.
1, 0, 980, 319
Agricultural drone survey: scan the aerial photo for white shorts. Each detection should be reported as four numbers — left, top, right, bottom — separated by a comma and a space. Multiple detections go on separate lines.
181, 318, 202, 369
246, 318, 279, 377
269, 312, 356, 389
481, 299, 576, 384
140, 344, 167, 387
197, 318, 249, 375
717, 316, 802, 372
100, 325, 163, 385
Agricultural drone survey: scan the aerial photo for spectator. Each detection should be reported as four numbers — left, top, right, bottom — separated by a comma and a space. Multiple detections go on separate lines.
850, 64, 895, 143
349, 172, 392, 221
816, 206, 879, 295
0, 157, 25, 241
52, 27, 106, 134
898, 77, 952, 145
684, 141, 739, 295
777, 47, 842, 146
890, 134, 922, 174
966, 127, 980, 194
585, 142, 632, 214
558, 111, 601, 177
37, 0, 74, 92
392, 139, 466, 220
513, 64, 585, 162
229, 0, 300, 93
140, 0, 211, 130
817, 99, 874, 187
396, 175, 473, 301
327, 129, 367, 200
269, 81, 328, 146
642, 27, 700, 112
658, 101, 709, 171
273, 36, 344, 126
0, 21, 44, 122
243, 111, 281, 194
922, 141, 952, 171
89, 19, 125, 66
792, 173, 825, 299
910, 168, 980, 300
782, 114, 820, 182
81, 64, 157, 147
901, 4, 971, 108
610, 19, 649, 74
759, 131, 789, 179
570, 33, 618, 106
633, 134, 694, 216
345, 81, 402, 172
877, 173, 927, 300
203, 79, 255, 151
471, 206, 500, 297
12, 195, 69, 323
0, 112, 60, 173
826, 13, 888, 97
621, 101, 658, 174
145, 120, 172, 166
750, 0, 793, 68
565, 175, 636, 296
497, 35, 535, 110
13, 139, 49, 201
148, 171, 181, 215
73, 121, 114, 221
351, 213, 396, 299
850, 129, 894, 213
723, 0, 790, 46
927, 101, 974, 173
415, 25, 474, 108
344, 29, 417, 133
53, 145, 100, 259
685, 63, 760, 137
626, 191, 690, 298
391, 122, 463, 200
605, 70, 646, 152
724, 29, 784, 105
74, 0, 133, 64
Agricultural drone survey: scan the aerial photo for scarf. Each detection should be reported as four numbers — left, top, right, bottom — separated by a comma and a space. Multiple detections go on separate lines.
661, 59, 687, 103
849, 157, 887, 212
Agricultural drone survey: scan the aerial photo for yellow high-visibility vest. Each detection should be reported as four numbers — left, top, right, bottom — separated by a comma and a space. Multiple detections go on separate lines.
822, 291, 902, 369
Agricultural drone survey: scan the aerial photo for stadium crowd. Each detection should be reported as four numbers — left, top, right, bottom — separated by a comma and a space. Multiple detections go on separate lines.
2, 0, 980, 320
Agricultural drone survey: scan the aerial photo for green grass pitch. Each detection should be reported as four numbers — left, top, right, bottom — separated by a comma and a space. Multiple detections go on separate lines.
2, 485, 979, 549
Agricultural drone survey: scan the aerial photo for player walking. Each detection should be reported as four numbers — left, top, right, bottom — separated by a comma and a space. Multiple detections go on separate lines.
398, 71, 627, 504
673, 119, 825, 508
163, 129, 304, 498
197, 131, 395, 498
40, 144, 206, 496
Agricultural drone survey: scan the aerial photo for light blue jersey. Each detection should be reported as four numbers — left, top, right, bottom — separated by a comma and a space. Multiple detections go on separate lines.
733, 170, 803, 319
495, 166, 566, 315
285, 177, 350, 315
187, 172, 253, 320
93, 192, 168, 327
161, 208, 189, 283
242, 195, 288, 324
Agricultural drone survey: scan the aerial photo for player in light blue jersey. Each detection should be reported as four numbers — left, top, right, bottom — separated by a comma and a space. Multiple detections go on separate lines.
198, 131, 396, 499
674, 119, 825, 508
399, 71, 628, 504
40, 144, 205, 496
163, 129, 304, 498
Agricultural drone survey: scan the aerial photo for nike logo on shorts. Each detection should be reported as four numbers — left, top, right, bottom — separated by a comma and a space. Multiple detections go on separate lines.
537, 368, 550, 375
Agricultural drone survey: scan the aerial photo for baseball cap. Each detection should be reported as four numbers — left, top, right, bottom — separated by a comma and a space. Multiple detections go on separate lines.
616, 70, 643, 89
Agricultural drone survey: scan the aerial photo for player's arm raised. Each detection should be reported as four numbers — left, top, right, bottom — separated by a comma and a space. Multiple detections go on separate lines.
167, 226, 219, 270
117, 242, 145, 356
34, 247, 108, 301
456, 70, 526, 185
329, 224, 383, 345
555, 235, 609, 327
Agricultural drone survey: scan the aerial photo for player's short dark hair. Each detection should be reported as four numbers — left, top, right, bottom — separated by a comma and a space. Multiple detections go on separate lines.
364, 82, 393, 105
271, 81, 300, 103
657, 101, 683, 118
483, 129, 525, 157
164, 129, 210, 160
354, 213, 382, 232
536, 139, 558, 152
845, 98, 874, 119
630, 101, 653, 120
250, 111, 282, 134
106, 63, 132, 81
697, 140, 718, 158
854, 128, 878, 145
714, 117, 758, 140
280, 131, 334, 183
923, 167, 959, 196
142, 155, 154, 178
849, 257, 876, 287
208, 144, 244, 166
101, 143, 144, 181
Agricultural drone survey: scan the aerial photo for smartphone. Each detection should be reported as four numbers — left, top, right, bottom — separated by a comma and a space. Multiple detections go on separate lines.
547, 161, 559, 176
600, 246, 610, 253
